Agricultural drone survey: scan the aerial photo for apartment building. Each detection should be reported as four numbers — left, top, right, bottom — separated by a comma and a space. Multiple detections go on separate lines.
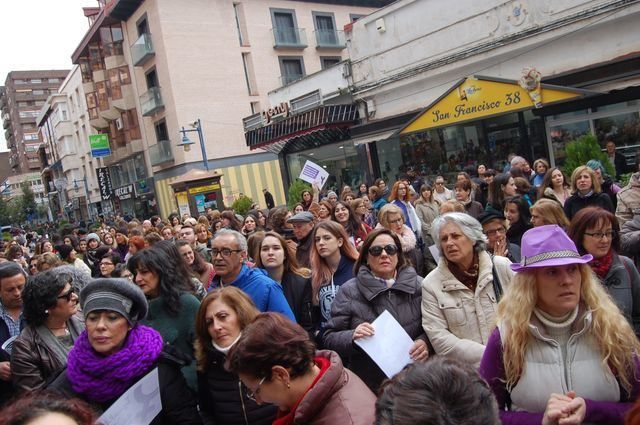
69, 0, 384, 218
1, 71, 69, 175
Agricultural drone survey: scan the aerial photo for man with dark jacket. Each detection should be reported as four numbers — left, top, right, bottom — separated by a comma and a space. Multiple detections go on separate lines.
287, 211, 315, 268
606, 138, 629, 181
0, 263, 26, 404
263, 188, 275, 209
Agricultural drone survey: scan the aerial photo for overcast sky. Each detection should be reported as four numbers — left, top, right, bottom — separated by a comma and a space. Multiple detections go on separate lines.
0, 0, 95, 151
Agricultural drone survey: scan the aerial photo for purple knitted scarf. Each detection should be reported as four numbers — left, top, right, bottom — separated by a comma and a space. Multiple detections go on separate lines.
66, 325, 164, 403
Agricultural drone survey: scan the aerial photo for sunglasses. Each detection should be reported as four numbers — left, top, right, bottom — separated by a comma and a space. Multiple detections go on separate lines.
368, 244, 398, 257
57, 286, 76, 302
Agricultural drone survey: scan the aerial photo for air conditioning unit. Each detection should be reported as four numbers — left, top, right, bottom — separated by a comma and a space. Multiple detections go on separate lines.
115, 117, 124, 130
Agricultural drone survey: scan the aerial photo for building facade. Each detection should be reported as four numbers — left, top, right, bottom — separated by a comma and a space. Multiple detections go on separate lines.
67, 0, 384, 218
245, 0, 640, 190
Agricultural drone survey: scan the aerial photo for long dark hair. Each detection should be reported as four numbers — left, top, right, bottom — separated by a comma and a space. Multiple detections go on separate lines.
488, 173, 512, 210
331, 201, 363, 239
175, 239, 210, 275
127, 247, 185, 316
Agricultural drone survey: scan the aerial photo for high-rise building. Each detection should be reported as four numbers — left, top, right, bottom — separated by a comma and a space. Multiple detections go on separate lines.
69, 0, 386, 218
1, 71, 69, 174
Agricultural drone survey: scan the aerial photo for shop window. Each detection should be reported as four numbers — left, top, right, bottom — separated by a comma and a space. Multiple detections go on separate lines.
594, 111, 640, 147
549, 121, 590, 166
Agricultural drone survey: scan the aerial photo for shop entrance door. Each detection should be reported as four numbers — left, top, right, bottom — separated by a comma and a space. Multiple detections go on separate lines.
482, 112, 524, 171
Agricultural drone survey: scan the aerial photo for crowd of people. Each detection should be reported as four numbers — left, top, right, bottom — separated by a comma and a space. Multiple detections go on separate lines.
0, 148, 639, 424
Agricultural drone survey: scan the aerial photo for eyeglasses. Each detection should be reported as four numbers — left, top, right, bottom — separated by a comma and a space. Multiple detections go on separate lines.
484, 228, 506, 237
100, 261, 114, 267
246, 376, 266, 402
57, 287, 76, 302
212, 248, 243, 258
435, 182, 444, 185
585, 230, 616, 240
368, 244, 398, 257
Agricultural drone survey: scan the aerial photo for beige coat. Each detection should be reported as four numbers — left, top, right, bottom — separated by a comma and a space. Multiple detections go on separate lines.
421, 250, 513, 366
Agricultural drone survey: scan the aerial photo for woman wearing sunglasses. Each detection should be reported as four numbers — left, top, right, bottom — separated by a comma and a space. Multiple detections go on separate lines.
11, 268, 85, 393
322, 229, 428, 392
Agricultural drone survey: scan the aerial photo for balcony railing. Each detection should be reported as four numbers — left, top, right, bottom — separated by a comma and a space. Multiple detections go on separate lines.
131, 33, 155, 66
281, 74, 304, 86
149, 139, 174, 166
314, 29, 346, 48
272, 27, 307, 49
140, 87, 164, 116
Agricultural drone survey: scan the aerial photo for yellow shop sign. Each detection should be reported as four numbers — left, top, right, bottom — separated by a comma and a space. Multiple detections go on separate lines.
188, 184, 221, 194
400, 76, 596, 134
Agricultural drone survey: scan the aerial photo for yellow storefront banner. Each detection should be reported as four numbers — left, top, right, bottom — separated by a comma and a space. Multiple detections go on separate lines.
400, 76, 594, 134
188, 183, 221, 194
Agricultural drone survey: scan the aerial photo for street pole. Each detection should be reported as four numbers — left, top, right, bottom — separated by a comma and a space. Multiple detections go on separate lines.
179, 118, 209, 171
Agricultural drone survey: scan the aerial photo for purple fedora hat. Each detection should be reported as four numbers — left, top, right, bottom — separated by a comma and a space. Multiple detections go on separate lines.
510, 225, 592, 272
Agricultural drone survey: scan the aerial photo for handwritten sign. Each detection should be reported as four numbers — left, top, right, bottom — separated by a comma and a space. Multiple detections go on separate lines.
299, 160, 329, 190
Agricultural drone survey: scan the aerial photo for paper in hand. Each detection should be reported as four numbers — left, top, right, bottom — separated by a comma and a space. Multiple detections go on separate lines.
98, 368, 162, 425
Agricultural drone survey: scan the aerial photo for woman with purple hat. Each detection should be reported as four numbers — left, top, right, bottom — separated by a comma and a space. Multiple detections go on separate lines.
480, 225, 640, 425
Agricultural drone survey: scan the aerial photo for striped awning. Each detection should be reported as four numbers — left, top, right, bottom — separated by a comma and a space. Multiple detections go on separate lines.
245, 104, 358, 154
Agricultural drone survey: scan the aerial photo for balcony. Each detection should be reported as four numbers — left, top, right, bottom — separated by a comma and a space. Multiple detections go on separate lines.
281, 74, 304, 86
140, 87, 164, 116
2, 115, 10, 129
9, 155, 19, 169
272, 27, 307, 49
104, 41, 126, 69
131, 33, 155, 66
5, 128, 12, 142
149, 139, 174, 166
314, 29, 346, 49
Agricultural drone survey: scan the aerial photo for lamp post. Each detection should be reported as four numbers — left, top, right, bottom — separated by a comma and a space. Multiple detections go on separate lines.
177, 118, 209, 171
73, 176, 92, 222
54, 177, 68, 221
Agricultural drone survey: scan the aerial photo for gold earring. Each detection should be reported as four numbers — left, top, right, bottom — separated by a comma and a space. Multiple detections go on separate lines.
287, 382, 290, 389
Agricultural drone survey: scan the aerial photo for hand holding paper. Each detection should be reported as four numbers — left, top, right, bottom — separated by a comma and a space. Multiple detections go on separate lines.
354, 310, 414, 378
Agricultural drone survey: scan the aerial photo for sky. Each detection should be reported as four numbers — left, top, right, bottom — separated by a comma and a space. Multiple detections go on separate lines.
0, 0, 96, 152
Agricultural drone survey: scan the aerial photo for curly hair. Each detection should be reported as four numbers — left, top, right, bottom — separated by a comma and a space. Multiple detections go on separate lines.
226, 312, 316, 380
194, 287, 259, 372
388, 181, 411, 202
22, 270, 69, 326
268, 207, 291, 234
497, 264, 640, 394
0, 390, 96, 425
127, 247, 186, 316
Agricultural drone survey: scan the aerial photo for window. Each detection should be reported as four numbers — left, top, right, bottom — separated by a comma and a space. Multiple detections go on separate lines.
24, 133, 39, 141
278, 57, 305, 85
233, 3, 249, 46
145, 69, 158, 89
48, 78, 60, 84
320, 57, 341, 69
31, 79, 42, 84
14, 79, 26, 85
250, 101, 260, 115
313, 12, 338, 46
95, 81, 110, 111
137, 17, 149, 36
271, 9, 300, 45
32, 89, 44, 95
154, 120, 168, 142
241, 53, 258, 95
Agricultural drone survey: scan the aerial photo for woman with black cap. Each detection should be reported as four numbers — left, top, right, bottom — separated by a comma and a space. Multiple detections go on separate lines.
49, 278, 202, 424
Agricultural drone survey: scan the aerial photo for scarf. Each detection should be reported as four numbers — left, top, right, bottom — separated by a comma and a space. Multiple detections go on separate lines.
272, 356, 331, 425
66, 325, 163, 403
34, 316, 84, 368
448, 251, 480, 292
590, 249, 614, 280
211, 332, 242, 355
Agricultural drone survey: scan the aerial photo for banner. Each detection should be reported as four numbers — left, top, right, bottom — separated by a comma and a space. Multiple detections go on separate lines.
90, 134, 111, 158
114, 184, 135, 200
96, 167, 113, 200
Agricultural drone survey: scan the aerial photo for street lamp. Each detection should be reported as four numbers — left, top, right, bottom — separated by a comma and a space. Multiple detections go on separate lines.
177, 118, 209, 171
72, 176, 92, 221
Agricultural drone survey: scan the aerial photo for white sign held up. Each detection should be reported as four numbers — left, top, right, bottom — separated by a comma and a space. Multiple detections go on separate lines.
299, 160, 330, 190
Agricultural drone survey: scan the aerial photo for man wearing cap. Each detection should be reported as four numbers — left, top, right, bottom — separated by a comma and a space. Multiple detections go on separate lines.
478, 211, 521, 263
288, 212, 315, 268
0, 263, 26, 404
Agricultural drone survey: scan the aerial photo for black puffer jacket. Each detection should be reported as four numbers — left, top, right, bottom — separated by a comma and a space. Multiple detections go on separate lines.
321, 266, 428, 392
197, 350, 276, 425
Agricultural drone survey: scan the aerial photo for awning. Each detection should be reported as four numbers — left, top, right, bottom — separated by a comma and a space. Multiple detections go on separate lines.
245, 104, 358, 154
399, 75, 599, 135
352, 129, 398, 146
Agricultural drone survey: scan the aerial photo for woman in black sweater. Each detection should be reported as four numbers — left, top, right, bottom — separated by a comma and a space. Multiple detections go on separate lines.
564, 165, 614, 220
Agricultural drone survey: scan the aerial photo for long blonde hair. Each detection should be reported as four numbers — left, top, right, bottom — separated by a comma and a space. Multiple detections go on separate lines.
497, 264, 640, 393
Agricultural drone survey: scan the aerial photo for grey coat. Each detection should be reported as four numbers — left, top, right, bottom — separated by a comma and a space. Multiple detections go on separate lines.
602, 253, 640, 337
620, 214, 640, 268
321, 266, 427, 392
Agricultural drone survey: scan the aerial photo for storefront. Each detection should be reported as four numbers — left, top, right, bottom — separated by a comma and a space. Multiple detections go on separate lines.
376, 75, 598, 183
244, 102, 360, 192
169, 169, 225, 218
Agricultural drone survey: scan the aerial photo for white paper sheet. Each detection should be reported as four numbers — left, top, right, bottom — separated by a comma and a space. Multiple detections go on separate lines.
299, 160, 330, 190
354, 310, 414, 378
98, 368, 162, 425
